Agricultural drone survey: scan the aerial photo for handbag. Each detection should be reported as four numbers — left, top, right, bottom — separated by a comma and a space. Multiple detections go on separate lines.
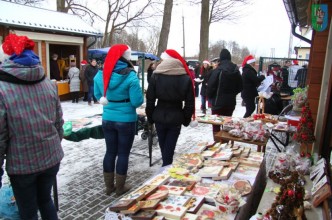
0, 185, 20, 219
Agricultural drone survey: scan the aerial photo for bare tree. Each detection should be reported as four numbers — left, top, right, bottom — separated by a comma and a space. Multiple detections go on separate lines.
193, 0, 250, 61
199, 0, 209, 61
209, 40, 250, 64
56, 0, 104, 26
102, 0, 155, 47
208, 39, 227, 59
4, 0, 44, 5
145, 26, 160, 55
157, 0, 173, 57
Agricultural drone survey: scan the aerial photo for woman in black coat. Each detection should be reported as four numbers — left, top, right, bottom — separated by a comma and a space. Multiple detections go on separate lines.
145, 50, 195, 167
241, 55, 265, 118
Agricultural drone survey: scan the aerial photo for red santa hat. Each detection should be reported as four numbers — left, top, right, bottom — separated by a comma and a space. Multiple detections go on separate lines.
292, 60, 299, 65
81, 60, 88, 65
203, 60, 210, 65
242, 55, 256, 67
161, 49, 197, 127
99, 44, 131, 105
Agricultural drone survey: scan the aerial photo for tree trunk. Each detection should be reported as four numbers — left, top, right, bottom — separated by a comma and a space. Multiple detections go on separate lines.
199, 0, 209, 62
157, 0, 173, 57
56, 0, 67, 12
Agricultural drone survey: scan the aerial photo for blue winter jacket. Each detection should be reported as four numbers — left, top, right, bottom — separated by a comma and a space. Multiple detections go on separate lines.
94, 60, 143, 122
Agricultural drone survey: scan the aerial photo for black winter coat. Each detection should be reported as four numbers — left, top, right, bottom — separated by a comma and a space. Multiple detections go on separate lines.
146, 62, 194, 127
84, 65, 99, 86
207, 60, 243, 110
200, 67, 211, 96
241, 64, 265, 100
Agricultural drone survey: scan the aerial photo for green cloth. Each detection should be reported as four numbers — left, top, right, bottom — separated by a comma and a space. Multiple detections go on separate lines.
64, 125, 104, 142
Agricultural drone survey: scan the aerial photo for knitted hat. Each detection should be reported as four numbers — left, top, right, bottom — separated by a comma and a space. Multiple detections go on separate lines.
2, 33, 40, 66
99, 44, 131, 105
219, 49, 231, 61
161, 49, 197, 127
81, 60, 88, 65
242, 55, 256, 67
203, 60, 210, 65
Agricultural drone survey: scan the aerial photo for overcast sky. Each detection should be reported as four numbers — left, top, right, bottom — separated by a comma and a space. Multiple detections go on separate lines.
42, 0, 310, 58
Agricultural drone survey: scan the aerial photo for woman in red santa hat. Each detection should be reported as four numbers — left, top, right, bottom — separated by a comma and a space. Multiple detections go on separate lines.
145, 49, 195, 167
94, 44, 144, 196
241, 55, 265, 118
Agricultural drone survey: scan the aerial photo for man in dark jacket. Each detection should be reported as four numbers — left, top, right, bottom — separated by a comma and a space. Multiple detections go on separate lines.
207, 49, 243, 136
241, 55, 265, 118
146, 49, 195, 167
84, 59, 99, 105
295, 64, 308, 88
50, 53, 61, 80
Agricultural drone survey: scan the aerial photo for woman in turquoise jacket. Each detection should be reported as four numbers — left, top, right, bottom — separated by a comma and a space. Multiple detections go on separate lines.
94, 44, 143, 196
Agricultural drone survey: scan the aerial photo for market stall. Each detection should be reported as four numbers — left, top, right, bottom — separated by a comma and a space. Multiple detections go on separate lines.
105, 141, 266, 220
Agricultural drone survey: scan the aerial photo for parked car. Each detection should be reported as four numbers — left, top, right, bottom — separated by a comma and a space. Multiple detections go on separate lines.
186, 59, 200, 68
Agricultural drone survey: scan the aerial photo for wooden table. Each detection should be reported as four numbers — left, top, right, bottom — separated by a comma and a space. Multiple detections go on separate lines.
56, 81, 70, 96
214, 130, 269, 152
256, 176, 324, 219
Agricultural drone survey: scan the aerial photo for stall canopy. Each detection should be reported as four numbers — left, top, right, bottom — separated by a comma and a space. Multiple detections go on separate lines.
88, 47, 159, 96
88, 47, 159, 62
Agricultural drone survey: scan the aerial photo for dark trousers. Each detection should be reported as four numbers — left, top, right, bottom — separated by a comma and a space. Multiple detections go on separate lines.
9, 163, 60, 220
211, 107, 235, 132
195, 85, 199, 97
87, 84, 97, 103
243, 96, 256, 118
201, 95, 207, 110
102, 120, 136, 175
83, 92, 88, 101
155, 123, 181, 167
71, 91, 79, 103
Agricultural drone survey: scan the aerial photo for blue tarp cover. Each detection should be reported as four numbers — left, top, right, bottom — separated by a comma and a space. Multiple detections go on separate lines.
88, 47, 159, 61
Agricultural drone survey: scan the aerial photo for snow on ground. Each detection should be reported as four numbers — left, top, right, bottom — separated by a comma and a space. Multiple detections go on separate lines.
57, 94, 246, 190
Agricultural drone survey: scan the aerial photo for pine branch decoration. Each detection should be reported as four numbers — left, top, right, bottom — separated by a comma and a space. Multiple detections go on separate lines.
293, 101, 315, 145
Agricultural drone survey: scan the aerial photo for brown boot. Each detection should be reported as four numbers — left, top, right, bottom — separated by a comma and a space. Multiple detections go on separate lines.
103, 172, 115, 195
213, 132, 219, 142
115, 174, 131, 196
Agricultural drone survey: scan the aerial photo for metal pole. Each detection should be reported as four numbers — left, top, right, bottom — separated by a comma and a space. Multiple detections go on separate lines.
182, 15, 186, 59
141, 54, 145, 96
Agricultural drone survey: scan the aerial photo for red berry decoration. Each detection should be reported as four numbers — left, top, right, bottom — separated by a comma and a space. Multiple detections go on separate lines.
300, 152, 305, 157
306, 153, 311, 158
287, 189, 294, 197
296, 192, 303, 199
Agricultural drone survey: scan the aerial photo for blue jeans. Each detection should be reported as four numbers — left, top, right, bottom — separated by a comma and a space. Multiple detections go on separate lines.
155, 123, 181, 167
88, 84, 97, 103
201, 95, 207, 110
102, 120, 136, 175
9, 163, 60, 220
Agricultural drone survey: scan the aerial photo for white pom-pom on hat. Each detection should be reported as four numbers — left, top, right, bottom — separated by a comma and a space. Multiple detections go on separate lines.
190, 120, 198, 128
100, 96, 109, 105
122, 46, 131, 61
